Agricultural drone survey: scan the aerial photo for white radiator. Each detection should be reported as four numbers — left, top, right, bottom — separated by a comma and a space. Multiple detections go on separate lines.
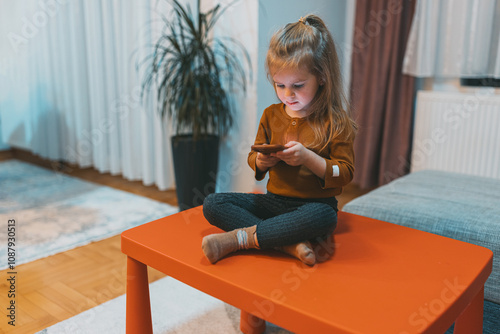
411, 90, 500, 179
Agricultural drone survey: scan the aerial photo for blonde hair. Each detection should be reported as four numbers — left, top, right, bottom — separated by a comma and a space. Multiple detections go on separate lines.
266, 15, 357, 151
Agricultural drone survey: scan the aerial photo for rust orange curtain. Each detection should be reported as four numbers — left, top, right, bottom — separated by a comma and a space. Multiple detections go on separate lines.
350, 0, 416, 189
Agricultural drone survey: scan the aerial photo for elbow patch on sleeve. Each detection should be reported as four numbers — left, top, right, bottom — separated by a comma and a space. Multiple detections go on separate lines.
332, 165, 340, 177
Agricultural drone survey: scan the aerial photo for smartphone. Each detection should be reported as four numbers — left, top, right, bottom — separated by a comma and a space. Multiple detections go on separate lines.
251, 144, 285, 154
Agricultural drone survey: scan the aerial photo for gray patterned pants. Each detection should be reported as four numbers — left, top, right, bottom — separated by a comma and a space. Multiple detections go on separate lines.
202, 192, 338, 249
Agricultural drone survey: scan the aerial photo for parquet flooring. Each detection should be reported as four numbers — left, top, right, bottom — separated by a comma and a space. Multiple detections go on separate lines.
0, 148, 368, 334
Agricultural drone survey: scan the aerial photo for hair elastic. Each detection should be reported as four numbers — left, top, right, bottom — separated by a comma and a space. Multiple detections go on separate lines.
298, 17, 306, 24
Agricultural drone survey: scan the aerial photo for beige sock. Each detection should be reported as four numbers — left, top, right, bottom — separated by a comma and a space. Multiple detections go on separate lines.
276, 241, 316, 266
202, 225, 259, 264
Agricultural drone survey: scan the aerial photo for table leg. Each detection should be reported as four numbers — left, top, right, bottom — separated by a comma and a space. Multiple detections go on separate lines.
126, 256, 153, 334
240, 310, 266, 334
453, 286, 484, 334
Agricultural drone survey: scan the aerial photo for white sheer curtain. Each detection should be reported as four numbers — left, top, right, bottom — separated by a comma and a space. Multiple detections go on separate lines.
403, 0, 500, 78
0, 0, 258, 191
0, 0, 175, 189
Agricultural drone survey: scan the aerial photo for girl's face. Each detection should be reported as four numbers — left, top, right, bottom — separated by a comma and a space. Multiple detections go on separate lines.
272, 66, 321, 117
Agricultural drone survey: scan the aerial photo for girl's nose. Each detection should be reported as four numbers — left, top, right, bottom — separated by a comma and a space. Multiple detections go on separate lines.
284, 88, 294, 97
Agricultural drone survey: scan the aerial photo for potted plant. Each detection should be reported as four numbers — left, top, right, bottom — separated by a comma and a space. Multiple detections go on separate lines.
141, 0, 251, 210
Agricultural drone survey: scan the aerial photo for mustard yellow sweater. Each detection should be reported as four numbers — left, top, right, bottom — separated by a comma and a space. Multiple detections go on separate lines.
247, 103, 355, 198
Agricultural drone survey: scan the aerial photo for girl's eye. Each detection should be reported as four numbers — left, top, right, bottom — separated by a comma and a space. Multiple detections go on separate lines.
275, 83, 303, 89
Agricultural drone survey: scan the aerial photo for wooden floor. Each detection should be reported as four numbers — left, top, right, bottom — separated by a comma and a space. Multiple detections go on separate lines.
0, 149, 369, 334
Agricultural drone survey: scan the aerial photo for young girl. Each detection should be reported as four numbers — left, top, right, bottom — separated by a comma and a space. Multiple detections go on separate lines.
202, 15, 356, 265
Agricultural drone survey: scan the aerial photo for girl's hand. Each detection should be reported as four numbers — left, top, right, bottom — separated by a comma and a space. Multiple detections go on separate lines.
275, 141, 327, 179
256, 152, 281, 172
274, 141, 309, 166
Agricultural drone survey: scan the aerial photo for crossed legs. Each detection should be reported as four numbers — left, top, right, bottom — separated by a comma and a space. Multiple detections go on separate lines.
201, 192, 337, 265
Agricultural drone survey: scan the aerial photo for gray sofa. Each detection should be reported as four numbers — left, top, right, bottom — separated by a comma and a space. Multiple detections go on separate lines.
343, 170, 500, 333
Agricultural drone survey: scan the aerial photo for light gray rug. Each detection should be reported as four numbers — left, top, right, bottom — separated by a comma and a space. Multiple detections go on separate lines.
38, 276, 292, 334
0, 160, 178, 269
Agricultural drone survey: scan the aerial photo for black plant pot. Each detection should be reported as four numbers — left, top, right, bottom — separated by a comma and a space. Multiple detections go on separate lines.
171, 134, 219, 211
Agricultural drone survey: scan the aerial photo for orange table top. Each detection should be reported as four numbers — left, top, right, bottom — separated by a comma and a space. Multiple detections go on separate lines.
121, 206, 493, 334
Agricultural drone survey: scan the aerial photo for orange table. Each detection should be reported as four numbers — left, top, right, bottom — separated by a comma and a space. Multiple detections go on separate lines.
121, 207, 493, 334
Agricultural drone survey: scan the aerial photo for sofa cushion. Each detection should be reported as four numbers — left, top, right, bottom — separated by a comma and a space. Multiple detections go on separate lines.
343, 170, 500, 305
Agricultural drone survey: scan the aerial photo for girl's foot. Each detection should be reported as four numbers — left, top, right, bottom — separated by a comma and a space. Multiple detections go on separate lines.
202, 225, 258, 264
275, 241, 316, 266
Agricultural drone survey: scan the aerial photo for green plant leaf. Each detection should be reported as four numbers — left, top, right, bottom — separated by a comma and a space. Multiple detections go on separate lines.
140, 0, 251, 139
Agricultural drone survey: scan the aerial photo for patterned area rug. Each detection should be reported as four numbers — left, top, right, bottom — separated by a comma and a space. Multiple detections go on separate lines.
38, 276, 292, 334
0, 160, 178, 269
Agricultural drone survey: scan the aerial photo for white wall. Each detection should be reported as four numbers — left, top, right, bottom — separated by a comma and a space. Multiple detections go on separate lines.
212, 0, 260, 193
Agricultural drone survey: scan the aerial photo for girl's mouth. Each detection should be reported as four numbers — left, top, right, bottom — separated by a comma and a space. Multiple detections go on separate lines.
287, 101, 298, 106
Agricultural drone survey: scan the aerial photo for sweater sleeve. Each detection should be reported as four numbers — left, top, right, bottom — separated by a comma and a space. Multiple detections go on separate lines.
247, 111, 270, 181
320, 131, 355, 189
